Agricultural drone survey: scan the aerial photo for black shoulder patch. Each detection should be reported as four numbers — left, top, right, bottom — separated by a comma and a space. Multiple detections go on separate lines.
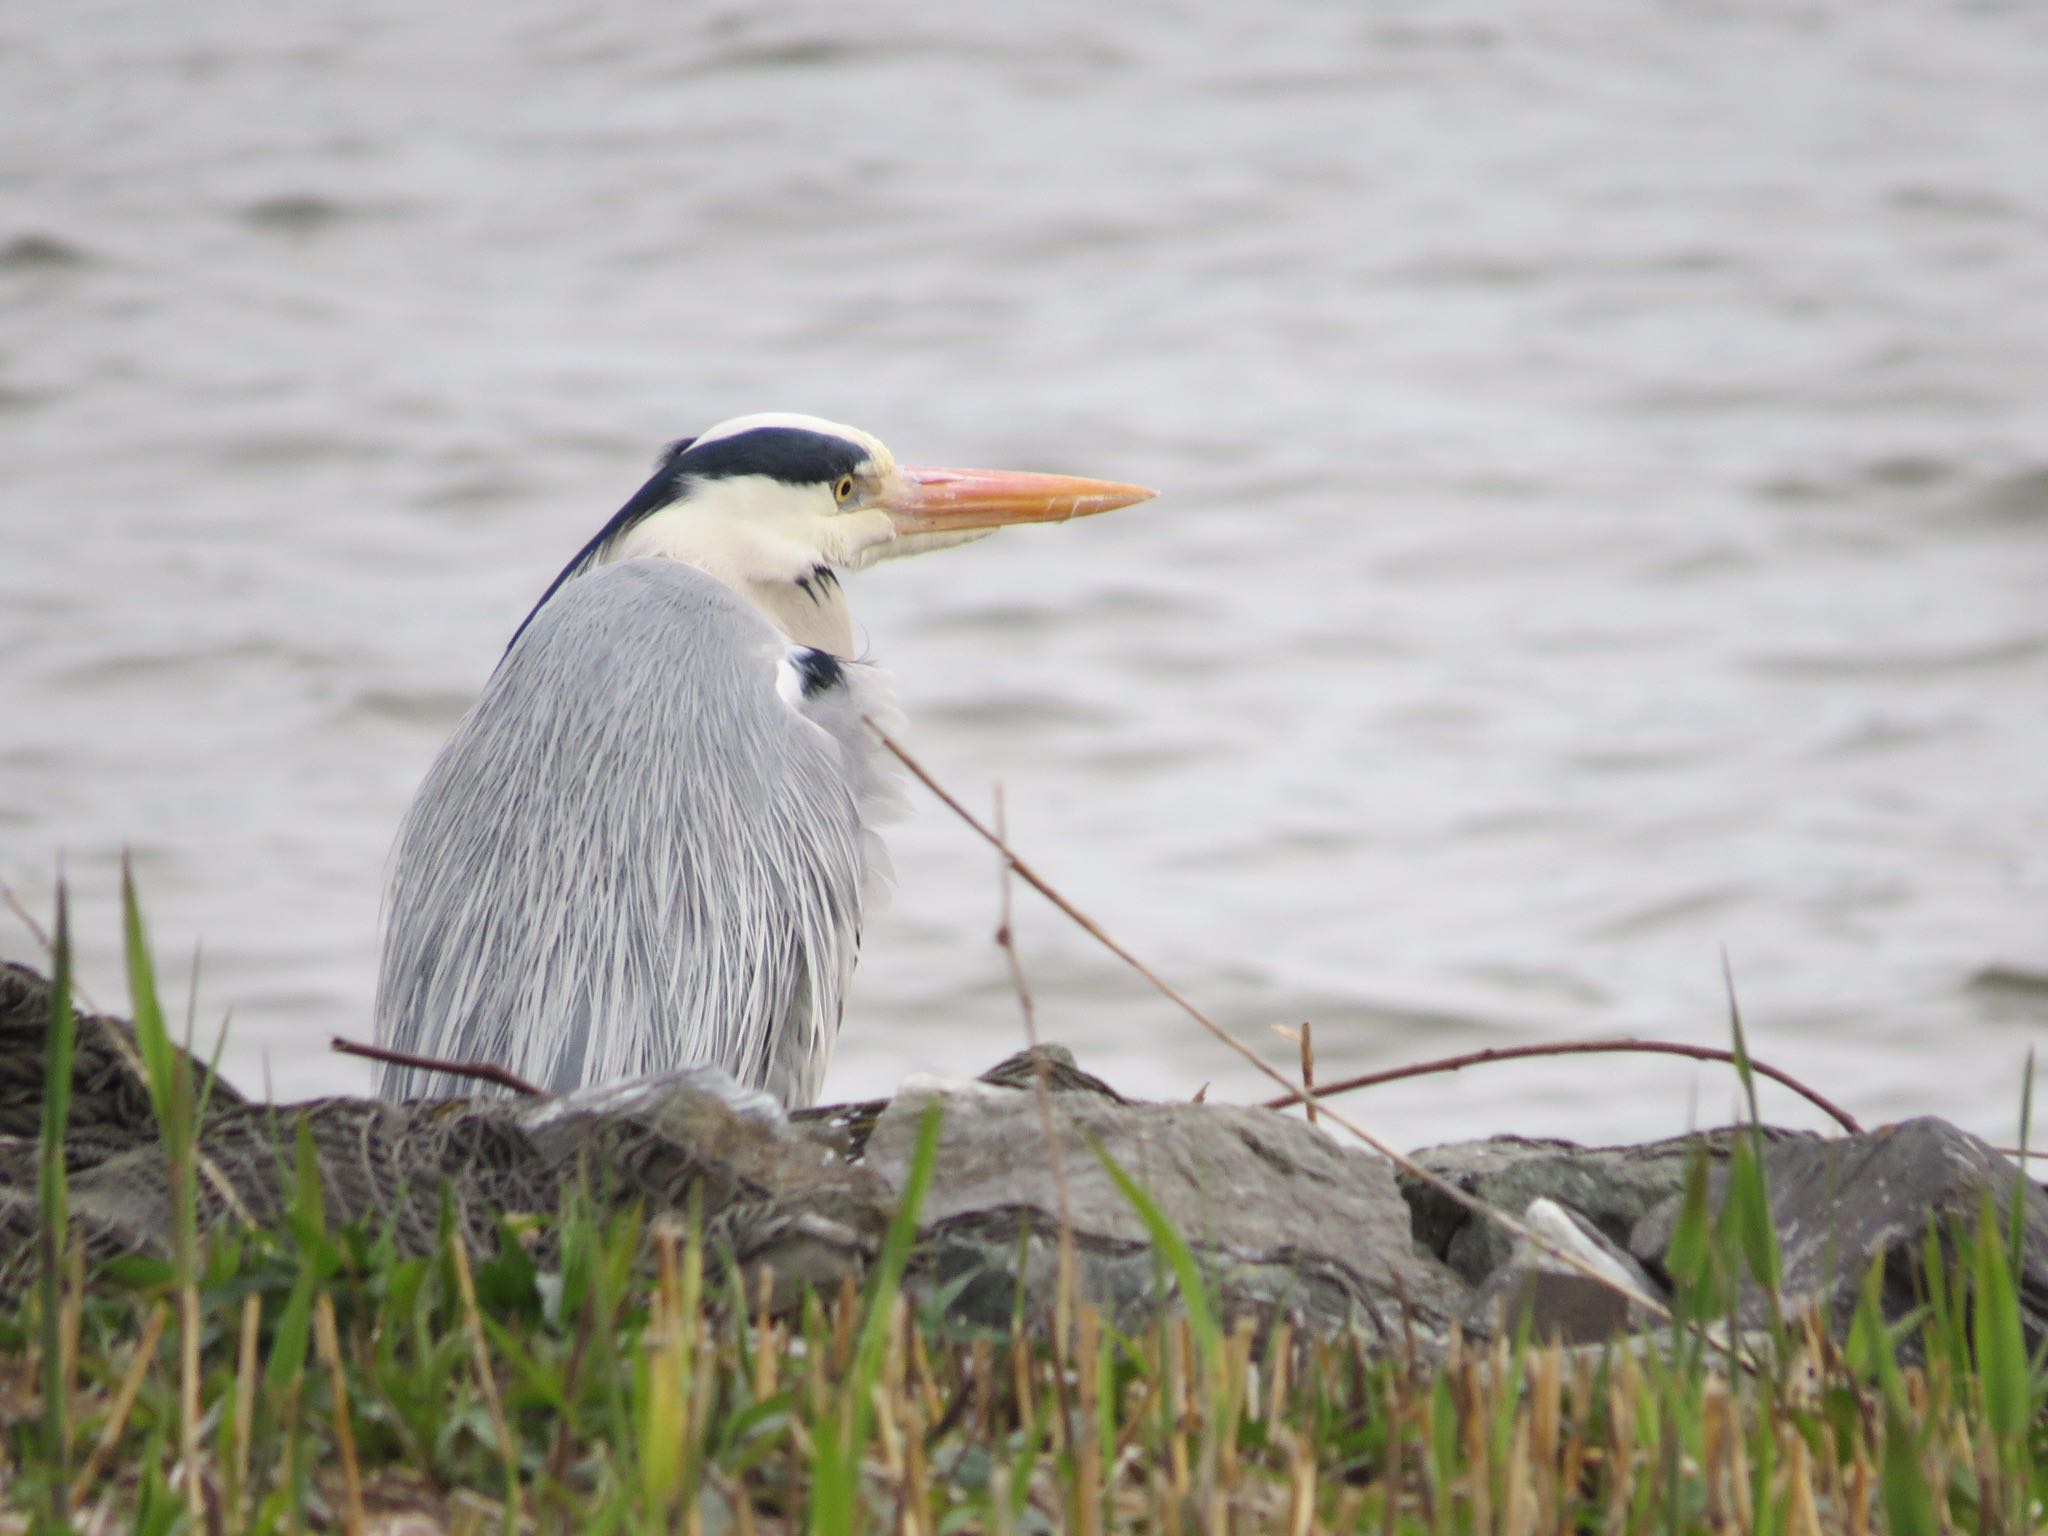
790, 647, 845, 699
674, 427, 870, 486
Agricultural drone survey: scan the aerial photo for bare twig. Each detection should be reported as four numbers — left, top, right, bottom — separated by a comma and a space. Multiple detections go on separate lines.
313, 1292, 367, 1536
70, 1301, 169, 1508
446, 1221, 517, 1508
993, 785, 1038, 1043
993, 784, 1080, 1378
0, 870, 55, 957
1299, 1021, 1316, 1128
1261, 1038, 1863, 1135
864, 720, 1677, 1325
231, 1294, 261, 1517
330, 1034, 546, 1098
0, 868, 99, 1013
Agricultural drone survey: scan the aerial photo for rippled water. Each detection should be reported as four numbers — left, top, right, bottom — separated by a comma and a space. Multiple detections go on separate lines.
5, 0, 2046, 1148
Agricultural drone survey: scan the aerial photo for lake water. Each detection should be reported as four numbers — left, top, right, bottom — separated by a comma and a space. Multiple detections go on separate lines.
5, 0, 2046, 1150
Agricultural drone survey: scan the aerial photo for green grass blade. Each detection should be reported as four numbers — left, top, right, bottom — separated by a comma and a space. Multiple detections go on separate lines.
289, 1114, 328, 1250
265, 1118, 328, 1399
1006, 1395, 1055, 1528
1720, 952, 1764, 1127
1971, 1199, 2028, 1447
120, 858, 182, 1132
1664, 1139, 1722, 1325
266, 1273, 317, 1401
811, 1095, 943, 1536
852, 1096, 943, 1386
1878, 1398, 1939, 1536
39, 884, 78, 1530
1724, 1130, 1783, 1299
1089, 1136, 1223, 1385
1845, 1258, 1899, 1394
1719, 963, 1783, 1291
2013, 1046, 2035, 1296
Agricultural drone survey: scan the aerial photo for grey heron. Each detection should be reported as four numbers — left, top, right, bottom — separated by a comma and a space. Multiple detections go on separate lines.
373, 413, 1154, 1105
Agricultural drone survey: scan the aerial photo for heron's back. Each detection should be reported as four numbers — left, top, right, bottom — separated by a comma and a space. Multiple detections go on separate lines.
374, 559, 877, 1106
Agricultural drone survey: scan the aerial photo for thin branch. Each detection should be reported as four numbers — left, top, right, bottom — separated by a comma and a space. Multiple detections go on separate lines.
993, 785, 1038, 1043
865, 719, 1677, 1325
330, 1035, 546, 1098
1261, 1037, 1863, 1135
1299, 1021, 1317, 1128
0, 868, 99, 1013
0, 871, 54, 957
70, 1301, 169, 1508
994, 783, 1080, 1381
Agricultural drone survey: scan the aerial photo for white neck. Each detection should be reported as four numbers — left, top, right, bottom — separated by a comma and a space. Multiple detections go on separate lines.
601, 476, 897, 656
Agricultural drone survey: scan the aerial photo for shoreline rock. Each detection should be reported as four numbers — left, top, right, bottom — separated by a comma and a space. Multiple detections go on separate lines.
861, 1077, 1467, 1342
2, 961, 2040, 1357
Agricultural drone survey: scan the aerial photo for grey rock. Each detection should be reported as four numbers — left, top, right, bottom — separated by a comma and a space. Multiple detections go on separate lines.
1631, 1116, 2048, 1350
0, 960, 248, 1158
861, 1080, 1469, 1343
1401, 1127, 1821, 1285
0, 1065, 890, 1301
26, 961, 2040, 1358
1464, 1197, 1668, 1343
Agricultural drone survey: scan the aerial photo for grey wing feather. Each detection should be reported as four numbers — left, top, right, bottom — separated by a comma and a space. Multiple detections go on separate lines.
373, 559, 889, 1107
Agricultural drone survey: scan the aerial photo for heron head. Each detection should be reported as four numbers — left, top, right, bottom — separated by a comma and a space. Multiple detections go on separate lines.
606, 412, 1153, 570
517, 413, 1155, 652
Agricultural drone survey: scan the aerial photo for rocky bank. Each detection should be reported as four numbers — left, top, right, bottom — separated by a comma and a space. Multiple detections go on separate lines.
2, 961, 2041, 1357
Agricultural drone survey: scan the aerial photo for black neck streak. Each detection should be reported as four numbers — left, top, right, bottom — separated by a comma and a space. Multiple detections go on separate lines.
792, 564, 839, 606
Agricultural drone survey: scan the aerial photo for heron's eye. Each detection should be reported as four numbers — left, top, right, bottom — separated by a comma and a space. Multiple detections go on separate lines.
833, 475, 856, 505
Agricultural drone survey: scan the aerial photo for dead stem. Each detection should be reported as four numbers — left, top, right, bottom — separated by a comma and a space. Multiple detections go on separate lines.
69, 1301, 168, 1508
993, 784, 1039, 1045
0, 869, 98, 1012
994, 785, 1082, 1392
313, 1292, 367, 1536
331, 1034, 547, 1098
445, 1223, 519, 1518
1299, 1022, 1316, 1128
1262, 1038, 1862, 1135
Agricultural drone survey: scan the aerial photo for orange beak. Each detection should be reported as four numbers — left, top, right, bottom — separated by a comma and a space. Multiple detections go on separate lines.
881, 465, 1156, 536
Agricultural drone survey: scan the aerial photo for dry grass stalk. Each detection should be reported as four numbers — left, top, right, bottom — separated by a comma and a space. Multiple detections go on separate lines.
1266, 1035, 1864, 1135
990, 784, 1083, 1373
312, 1290, 366, 1536
444, 1225, 515, 1502
831, 1273, 858, 1375
176, 1271, 201, 1527
752, 1266, 780, 1401
1299, 1020, 1316, 1128
67, 1300, 165, 1509
230, 1291, 260, 1514
329, 1033, 546, 1097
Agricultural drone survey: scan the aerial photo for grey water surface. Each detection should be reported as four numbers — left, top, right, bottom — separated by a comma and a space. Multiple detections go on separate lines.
4, 0, 2046, 1148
